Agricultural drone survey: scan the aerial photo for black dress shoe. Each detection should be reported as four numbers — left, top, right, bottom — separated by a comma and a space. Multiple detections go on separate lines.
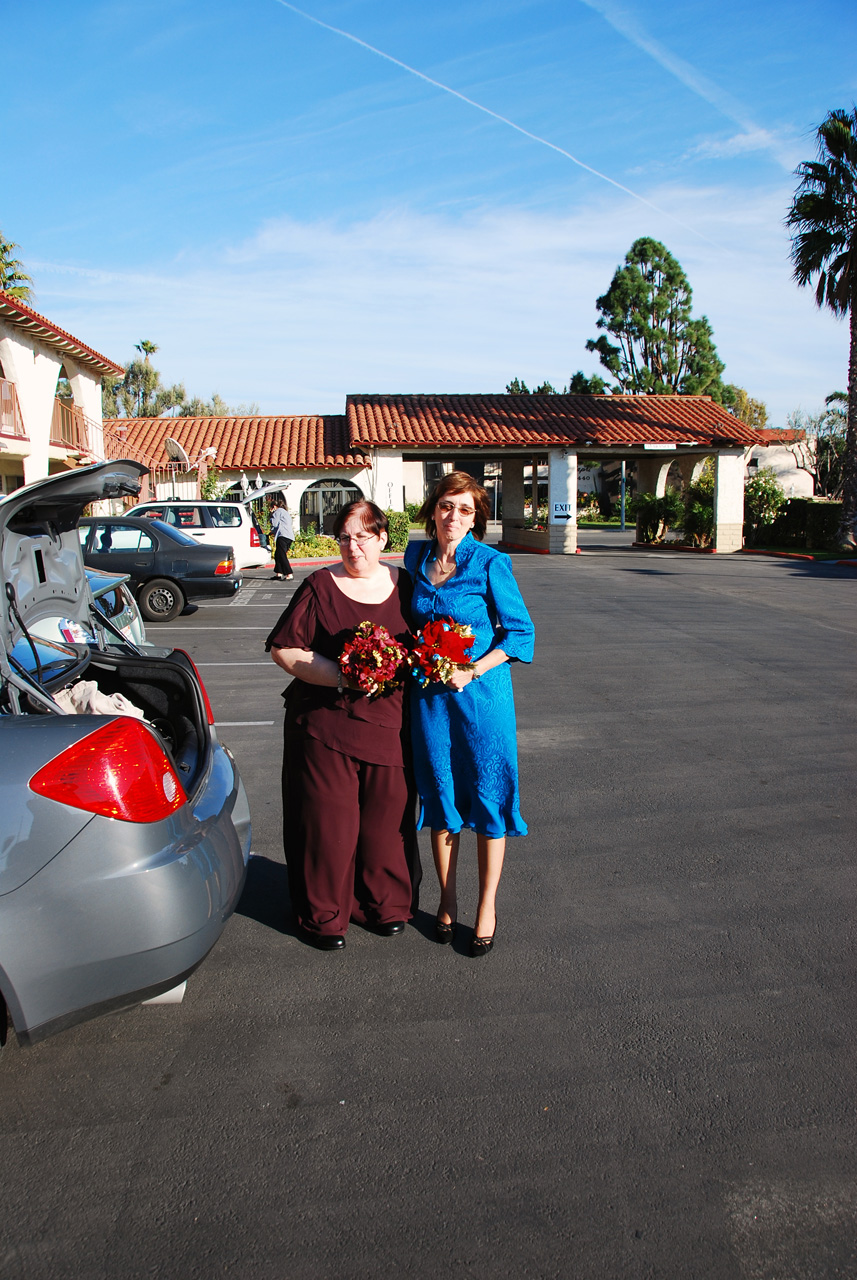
373, 921, 406, 936
435, 916, 457, 944
304, 932, 345, 950
469, 918, 497, 958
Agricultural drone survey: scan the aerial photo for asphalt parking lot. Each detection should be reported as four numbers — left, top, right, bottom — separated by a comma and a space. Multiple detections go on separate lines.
2, 537, 856, 1279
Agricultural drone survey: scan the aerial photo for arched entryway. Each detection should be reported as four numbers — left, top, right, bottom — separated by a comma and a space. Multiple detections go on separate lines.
300, 478, 363, 534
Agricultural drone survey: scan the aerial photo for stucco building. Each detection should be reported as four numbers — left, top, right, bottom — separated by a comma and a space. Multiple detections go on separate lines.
116, 392, 760, 553
0, 289, 123, 492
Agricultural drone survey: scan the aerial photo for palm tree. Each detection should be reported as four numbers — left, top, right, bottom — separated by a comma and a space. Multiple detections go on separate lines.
787, 107, 857, 546
0, 232, 34, 304
135, 340, 159, 362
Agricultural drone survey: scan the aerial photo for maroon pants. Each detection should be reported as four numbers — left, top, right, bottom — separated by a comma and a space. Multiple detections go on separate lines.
282, 728, 417, 937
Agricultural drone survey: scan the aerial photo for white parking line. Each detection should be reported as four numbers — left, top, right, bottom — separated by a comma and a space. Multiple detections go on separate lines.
216, 721, 275, 726
197, 662, 272, 666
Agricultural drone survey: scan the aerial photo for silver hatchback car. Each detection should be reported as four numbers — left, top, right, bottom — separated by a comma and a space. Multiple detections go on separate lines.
0, 461, 251, 1046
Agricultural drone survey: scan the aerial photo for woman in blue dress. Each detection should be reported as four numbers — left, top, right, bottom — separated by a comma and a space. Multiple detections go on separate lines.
405, 472, 535, 957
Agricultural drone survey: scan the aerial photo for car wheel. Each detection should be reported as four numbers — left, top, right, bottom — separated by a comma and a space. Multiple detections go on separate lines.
138, 578, 185, 622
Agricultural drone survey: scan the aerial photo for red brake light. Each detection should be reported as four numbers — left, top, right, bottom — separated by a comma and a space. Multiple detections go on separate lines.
173, 649, 215, 725
250, 526, 261, 547
214, 556, 234, 575
29, 719, 186, 823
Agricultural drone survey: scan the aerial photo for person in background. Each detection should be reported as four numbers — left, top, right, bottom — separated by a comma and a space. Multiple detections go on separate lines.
270, 497, 294, 580
405, 471, 534, 958
266, 500, 420, 950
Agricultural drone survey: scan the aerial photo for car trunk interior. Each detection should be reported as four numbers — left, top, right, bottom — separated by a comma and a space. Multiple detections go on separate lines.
81, 652, 209, 793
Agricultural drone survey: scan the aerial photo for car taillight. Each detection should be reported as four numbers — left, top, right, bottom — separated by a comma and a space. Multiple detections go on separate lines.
29, 719, 186, 823
250, 526, 261, 547
173, 649, 215, 725
215, 556, 234, 575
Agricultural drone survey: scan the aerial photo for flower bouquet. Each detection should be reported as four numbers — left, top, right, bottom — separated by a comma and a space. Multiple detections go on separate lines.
408, 617, 475, 688
339, 622, 410, 699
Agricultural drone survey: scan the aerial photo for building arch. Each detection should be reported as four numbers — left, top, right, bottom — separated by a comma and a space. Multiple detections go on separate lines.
300, 477, 364, 534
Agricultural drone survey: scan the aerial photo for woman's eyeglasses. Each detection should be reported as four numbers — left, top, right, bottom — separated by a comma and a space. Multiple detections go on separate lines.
437, 501, 475, 516
337, 532, 378, 546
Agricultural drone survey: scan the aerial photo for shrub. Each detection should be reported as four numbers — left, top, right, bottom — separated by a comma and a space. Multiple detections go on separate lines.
769, 497, 809, 547
525, 503, 548, 530
743, 467, 785, 545
405, 501, 423, 524
291, 524, 339, 558
384, 508, 411, 551
756, 494, 842, 550
682, 474, 714, 546
806, 500, 843, 549
629, 490, 684, 542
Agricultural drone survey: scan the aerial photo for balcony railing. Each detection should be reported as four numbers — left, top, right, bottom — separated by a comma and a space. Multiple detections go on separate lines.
0, 379, 28, 439
51, 398, 91, 453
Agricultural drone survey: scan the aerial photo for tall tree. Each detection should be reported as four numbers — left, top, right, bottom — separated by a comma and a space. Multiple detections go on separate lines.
783, 399, 848, 498
787, 107, 857, 545
0, 232, 34, 304
506, 374, 607, 395
585, 237, 727, 399
135, 339, 159, 362
725, 385, 769, 429
505, 378, 558, 395
567, 371, 608, 394
102, 346, 185, 418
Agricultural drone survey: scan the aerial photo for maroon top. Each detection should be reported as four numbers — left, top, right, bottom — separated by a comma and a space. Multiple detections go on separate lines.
265, 567, 413, 767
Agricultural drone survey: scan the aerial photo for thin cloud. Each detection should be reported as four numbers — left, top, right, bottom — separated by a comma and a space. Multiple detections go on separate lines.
577, 0, 796, 171
272, 0, 724, 249
690, 128, 802, 164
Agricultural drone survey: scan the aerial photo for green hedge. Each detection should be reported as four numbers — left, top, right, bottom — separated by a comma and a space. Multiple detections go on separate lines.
291, 525, 340, 558
288, 509, 411, 558
806, 501, 843, 549
770, 498, 842, 550
384, 508, 411, 551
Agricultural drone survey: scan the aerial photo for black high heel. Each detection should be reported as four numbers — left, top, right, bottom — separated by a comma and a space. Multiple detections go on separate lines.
469, 917, 497, 957
435, 914, 457, 944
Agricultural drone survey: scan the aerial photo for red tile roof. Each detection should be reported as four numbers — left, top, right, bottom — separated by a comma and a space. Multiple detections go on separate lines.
346, 394, 760, 449
110, 416, 369, 471
0, 290, 124, 376
754, 428, 804, 443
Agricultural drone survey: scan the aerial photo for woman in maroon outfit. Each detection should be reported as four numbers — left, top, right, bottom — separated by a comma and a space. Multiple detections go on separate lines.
266, 501, 419, 950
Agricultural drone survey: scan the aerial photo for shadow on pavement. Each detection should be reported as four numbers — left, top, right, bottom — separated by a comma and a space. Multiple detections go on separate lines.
235, 854, 296, 937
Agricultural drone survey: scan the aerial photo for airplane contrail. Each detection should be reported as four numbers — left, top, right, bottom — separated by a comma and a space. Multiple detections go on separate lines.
273, 0, 725, 249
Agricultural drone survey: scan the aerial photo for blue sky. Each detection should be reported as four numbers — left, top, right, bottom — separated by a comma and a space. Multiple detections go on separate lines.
6, 0, 856, 423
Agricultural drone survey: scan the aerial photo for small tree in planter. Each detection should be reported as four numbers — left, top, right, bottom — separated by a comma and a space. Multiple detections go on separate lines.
682, 472, 715, 547
629, 490, 684, 543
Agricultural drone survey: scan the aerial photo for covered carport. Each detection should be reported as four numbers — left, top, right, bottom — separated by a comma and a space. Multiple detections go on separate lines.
346, 393, 760, 554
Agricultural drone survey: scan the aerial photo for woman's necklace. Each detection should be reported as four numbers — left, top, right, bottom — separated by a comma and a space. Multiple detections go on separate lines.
431, 555, 457, 584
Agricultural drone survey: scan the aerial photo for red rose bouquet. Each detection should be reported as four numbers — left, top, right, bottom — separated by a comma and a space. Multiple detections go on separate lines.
408, 617, 475, 688
339, 621, 410, 699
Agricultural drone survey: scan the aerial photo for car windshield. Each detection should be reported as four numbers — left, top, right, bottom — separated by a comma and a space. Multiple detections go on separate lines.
150, 520, 199, 547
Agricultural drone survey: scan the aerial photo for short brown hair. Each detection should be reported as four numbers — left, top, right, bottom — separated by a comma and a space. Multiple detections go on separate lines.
332, 499, 389, 541
418, 471, 489, 541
